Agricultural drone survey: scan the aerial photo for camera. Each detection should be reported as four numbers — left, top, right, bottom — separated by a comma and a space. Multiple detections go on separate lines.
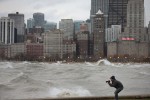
106, 80, 110, 83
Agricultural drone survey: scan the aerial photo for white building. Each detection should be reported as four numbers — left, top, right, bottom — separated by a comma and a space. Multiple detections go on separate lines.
0, 17, 15, 44
106, 25, 121, 42
59, 19, 74, 40
43, 29, 63, 58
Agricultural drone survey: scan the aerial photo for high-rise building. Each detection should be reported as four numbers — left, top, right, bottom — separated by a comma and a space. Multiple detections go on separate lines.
90, 0, 109, 32
93, 10, 105, 59
74, 20, 84, 34
76, 31, 89, 59
108, 0, 128, 32
44, 22, 57, 32
8, 12, 25, 43
33, 12, 45, 28
27, 18, 34, 32
59, 19, 74, 40
124, 0, 145, 41
80, 22, 89, 32
0, 17, 15, 44
106, 25, 121, 42
43, 29, 64, 58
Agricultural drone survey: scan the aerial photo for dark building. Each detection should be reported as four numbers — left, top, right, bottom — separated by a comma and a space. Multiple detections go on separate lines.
8, 12, 25, 43
108, 0, 128, 32
91, 0, 109, 32
33, 13, 45, 28
76, 31, 89, 59
26, 43, 43, 60
93, 10, 105, 59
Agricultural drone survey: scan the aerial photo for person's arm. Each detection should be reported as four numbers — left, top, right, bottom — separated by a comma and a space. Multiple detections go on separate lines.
108, 81, 117, 87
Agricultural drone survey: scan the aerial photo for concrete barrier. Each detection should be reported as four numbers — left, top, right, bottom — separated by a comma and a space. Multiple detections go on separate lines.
15, 95, 150, 100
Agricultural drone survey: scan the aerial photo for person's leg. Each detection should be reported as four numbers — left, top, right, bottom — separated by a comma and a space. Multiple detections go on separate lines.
114, 88, 123, 100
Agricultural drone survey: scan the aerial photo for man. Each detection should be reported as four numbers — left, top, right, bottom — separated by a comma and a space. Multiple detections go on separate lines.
106, 76, 124, 100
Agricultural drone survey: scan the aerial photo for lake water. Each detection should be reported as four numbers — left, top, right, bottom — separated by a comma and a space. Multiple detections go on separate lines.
0, 60, 150, 100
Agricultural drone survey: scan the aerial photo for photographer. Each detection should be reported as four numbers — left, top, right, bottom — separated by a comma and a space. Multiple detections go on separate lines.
106, 76, 123, 100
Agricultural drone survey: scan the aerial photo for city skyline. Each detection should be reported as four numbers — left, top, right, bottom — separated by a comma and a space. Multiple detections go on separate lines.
0, 0, 150, 26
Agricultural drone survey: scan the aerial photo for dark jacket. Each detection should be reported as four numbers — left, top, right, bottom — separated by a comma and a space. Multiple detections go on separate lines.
108, 79, 123, 89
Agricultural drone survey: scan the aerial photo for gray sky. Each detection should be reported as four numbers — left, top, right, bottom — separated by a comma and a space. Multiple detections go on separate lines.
0, 0, 150, 26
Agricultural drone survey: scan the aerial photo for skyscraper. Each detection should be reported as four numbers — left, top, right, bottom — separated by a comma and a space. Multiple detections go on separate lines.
27, 18, 34, 31
59, 19, 74, 40
0, 17, 15, 44
33, 12, 45, 28
108, 0, 128, 32
8, 12, 25, 43
90, 0, 109, 32
93, 10, 105, 59
124, 0, 145, 41
44, 22, 57, 32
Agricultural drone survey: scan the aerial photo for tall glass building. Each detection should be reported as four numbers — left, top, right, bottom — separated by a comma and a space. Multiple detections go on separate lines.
33, 12, 45, 28
108, 0, 128, 32
91, 0, 128, 32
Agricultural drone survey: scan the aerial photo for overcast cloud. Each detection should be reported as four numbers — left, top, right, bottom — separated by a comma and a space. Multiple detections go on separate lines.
0, 0, 150, 26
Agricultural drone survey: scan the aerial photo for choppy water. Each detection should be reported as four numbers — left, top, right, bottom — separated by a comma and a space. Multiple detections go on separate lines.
0, 60, 150, 100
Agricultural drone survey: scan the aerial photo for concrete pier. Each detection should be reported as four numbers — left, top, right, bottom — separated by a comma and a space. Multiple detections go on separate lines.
15, 95, 150, 100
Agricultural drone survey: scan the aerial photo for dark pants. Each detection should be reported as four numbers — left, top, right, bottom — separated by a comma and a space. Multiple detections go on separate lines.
114, 88, 123, 100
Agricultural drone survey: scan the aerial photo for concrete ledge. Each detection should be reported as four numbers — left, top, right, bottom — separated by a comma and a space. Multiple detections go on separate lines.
15, 95, 150, 100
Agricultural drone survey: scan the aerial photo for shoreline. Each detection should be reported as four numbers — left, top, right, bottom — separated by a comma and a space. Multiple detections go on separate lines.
14, 94, 150, 100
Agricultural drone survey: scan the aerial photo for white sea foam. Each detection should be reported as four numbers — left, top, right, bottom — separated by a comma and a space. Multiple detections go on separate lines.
49, 87, 92, 97
96, 59, 114, 66
0, 62, 13, 69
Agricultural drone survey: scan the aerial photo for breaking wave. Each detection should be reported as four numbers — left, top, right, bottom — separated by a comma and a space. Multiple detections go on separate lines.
0, 62, 13, 69
96, 59, 114, 66
49, 87, 92, 97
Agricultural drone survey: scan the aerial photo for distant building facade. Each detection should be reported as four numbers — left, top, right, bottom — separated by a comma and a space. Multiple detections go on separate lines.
44, 22, 57, 32
8, 12, 25, 43
11, 43, 25, 58
106, 25, 121, 42
74, 20, 84, 34
59, 19, 74, 40
27, 18, 34, 33
33, 12, 45, 28
0, 17, 15, 44
76, 31, 89, 59
43, 29, 63, 59
93, 10, 105, 59
124, 0, 146, 41
107, 41, 149, 59
26, 43, 43, 60
108, 0, 128, 32
90, 0, 109, 32
63, 40, 76, 60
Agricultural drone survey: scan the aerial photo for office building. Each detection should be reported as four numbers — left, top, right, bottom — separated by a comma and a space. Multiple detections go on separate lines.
0, 17, 15, 44
108, 0, 128, 31
59, 19, 74, 40
33, 12, 45, 28
90, 0, 109, 32
76, 31, 89, 59
124, 0, 145, 41
74, 20, 84, 34
106, 25, 121, 42
44, 22, 57, 32
8, 12, 25, 43
43, 29, 64, 59
93, 10, 105, 59
27, 18, 34, 33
